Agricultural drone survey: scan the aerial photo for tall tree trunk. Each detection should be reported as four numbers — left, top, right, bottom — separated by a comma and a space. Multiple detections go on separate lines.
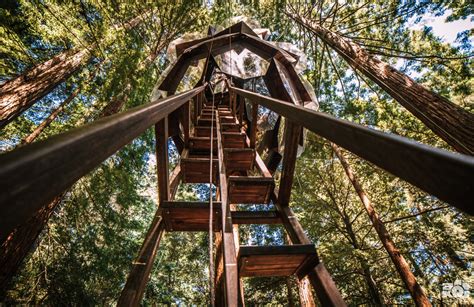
286, 277, 295, 307
0, 48, 91, 128
339, 208, 384, 305
286, 11, 474, 155
331, 143, 431, 306
20, 88, 81, 145
298, 277, 316, 307
0, 195, 63, 296
0, 13, 147, 129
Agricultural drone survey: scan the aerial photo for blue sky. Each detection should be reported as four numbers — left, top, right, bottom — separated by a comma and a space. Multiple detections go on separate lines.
409, 10, 473, 45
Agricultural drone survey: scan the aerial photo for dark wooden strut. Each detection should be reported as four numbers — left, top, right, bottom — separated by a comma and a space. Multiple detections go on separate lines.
230, 86, 474, 215
215, 110, 240, 306
0, 85, 205, 245
118, 118, 173, 305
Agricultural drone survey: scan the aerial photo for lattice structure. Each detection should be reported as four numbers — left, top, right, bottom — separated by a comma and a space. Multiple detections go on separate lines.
1, 21, 473, 307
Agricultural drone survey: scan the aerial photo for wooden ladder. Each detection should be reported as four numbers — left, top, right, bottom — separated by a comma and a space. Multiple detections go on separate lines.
163, 90, 319, 306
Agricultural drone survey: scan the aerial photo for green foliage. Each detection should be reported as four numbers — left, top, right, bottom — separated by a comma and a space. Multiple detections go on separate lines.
1, 0, 473, 305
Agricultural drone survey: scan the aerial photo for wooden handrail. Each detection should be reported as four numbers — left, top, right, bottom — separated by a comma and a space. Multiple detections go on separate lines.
0, 85, 206, 242
230, 86, 474, 215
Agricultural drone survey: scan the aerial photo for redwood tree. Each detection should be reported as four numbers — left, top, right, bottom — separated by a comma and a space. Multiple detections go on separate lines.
331, 143, 431, 306
286, 10, 474, 155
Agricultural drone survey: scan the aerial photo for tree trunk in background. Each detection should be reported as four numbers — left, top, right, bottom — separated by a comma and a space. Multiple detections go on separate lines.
0, 195, 63, 296
298, 277, 316, 306
0, 13, 147, 129
21, 88, 81, 145
0, 48, 91, 128
338, 207, 384, 305
331, 143, 431, 306
287, 11, 474, 155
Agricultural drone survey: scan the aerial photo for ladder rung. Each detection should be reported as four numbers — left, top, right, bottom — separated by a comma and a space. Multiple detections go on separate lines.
238, 244, 319, 278
231, 211, 281, 224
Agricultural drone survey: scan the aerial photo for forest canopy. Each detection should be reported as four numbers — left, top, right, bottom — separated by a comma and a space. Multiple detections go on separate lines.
0, 0, 473, 305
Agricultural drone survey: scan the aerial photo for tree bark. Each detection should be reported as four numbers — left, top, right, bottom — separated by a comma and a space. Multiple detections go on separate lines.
0, 13, 147, 129
331, 143, 431, 306
297, 277, 316, 307
339, 207, 384, 305
21, 88, 81, 145
0, 195, 63, 296
0, 48, 91, 128
287, 11, 474, 155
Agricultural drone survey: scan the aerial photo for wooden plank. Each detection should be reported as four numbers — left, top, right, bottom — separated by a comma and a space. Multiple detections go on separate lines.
216, 110, 239, 306
156, 118, 170, 203
231, 86, 474, 214
238, 245, 318, 278
224, 148, 255, 171
181, 149, 217, 183
278, 121, 301, 205
223, 132, 246, 149
161, 202, 222, 232
189, 136, 217, 152
194, 126, 216, 137
231, 211, 282, 225
228, 176, 274, 204
249, 103, 258, 148
181, 101, 190, 146
222, 123, 240, 132
0, 86, 205, 243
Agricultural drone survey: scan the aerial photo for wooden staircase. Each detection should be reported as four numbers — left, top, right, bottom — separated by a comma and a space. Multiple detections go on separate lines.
161, 89, 319, 303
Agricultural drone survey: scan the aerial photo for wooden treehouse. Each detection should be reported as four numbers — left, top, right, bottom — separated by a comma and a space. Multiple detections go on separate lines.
0, 21, 473, 306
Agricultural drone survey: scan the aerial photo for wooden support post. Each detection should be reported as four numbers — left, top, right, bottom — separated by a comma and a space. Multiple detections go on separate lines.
271, 191, 346, 307
194, 95, 199, 126
231, 92, 237, 117
182, 102, 190, 147
118, 118, 178, 306
216, 111, 240, 306
278, 120, 300, 206
156, 118, 170, 203
249, 103, 258, 148
231, 86, 474, 214
238, 95, 244, 127
117, 212, 165, 306
273, 116, 345, 306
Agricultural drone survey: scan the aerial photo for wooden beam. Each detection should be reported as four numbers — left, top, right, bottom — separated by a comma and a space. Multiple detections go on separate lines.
216, 111, 239, 306
156, 117, 170, 203
118, 149, 182, 306
117, 212, 165, 306
0, 85, 205, 244
181, 102, 190, 147
231, 211, 282, 225
270, 191, 346, 307
249, 103, 258, 148
278, 121, 301, 205
231, 87, 474, 214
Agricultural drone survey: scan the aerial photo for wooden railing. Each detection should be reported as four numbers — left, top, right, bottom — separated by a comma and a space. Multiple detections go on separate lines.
230, 86, 474, 215
0, 85, 206, 242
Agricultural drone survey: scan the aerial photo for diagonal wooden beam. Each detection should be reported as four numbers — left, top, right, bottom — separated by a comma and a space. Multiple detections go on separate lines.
216, 111, 240, 306
0, 85, 205, 244
231, 86, 474, 214
118, 125, 182, 306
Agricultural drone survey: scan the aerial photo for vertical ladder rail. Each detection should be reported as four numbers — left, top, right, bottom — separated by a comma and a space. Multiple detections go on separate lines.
118, 117, 177, 306
215, 110, 240, 306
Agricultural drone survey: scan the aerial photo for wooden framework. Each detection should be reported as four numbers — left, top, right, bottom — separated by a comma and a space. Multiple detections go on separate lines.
0, 21, 473, 307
